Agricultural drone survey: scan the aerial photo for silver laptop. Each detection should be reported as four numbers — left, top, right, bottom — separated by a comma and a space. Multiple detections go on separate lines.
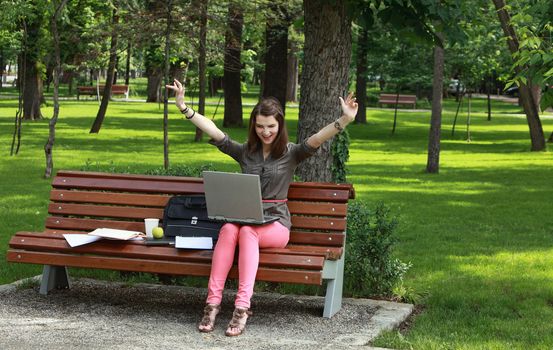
202, 171, 280, 225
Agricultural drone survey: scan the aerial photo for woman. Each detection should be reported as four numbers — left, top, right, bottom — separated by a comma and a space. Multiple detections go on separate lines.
166, 79, 358, 336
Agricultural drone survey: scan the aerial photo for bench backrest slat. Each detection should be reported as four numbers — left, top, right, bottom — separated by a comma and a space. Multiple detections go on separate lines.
50, 190, 170, 207
48, 203, 164, 220
50, 190, 348, 217
379, 93, 416, 100
48, 203, 346, 231
53, 176, 206, 194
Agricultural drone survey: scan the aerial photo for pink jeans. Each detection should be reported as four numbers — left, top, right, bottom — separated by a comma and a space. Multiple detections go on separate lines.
206, 221, 290, 308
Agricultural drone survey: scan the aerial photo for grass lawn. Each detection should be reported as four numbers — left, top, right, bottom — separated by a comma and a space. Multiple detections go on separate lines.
1, 93, 552, 349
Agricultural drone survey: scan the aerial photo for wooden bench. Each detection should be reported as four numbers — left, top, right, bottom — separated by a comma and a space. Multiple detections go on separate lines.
378, 93, 417, 109
77, 85, 129, 100
7, 170, 355, 318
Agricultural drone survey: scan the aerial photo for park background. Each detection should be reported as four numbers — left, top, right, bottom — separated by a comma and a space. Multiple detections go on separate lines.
1, 1, 553, 349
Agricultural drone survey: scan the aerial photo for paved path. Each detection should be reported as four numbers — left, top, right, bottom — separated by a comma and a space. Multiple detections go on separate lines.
0, 277, 412, 350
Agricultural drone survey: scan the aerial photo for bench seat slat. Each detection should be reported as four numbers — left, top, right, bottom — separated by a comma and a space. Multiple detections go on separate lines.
15, 231, 343, 259
7, 250, 322, 285
9, 235, 324, 270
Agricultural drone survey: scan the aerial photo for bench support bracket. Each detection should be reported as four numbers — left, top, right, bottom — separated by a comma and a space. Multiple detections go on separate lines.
40, 265, 71, 295
322, 254, 345, 318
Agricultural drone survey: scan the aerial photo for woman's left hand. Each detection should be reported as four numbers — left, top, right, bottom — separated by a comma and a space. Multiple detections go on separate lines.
339, 92, 358, 123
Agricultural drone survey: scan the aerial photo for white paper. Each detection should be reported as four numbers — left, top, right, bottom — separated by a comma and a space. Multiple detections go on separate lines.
175, 236, 213, 250
88, 228, 144, 240
63, 234, 102, 247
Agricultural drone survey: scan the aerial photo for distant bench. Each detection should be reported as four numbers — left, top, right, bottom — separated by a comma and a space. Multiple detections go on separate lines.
7, 170, 355, 318
77, 85, 129, 100
378, 93, 417, 109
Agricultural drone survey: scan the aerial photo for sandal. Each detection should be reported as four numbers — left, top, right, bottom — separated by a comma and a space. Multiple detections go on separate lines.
198, 304, 220, 333
225, 307, 252, 337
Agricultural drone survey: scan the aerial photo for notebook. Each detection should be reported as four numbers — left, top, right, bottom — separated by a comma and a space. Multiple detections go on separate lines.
202, 171, 280, 225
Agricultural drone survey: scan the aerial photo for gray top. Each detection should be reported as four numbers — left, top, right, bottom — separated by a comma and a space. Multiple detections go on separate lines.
209, 134, 317, 229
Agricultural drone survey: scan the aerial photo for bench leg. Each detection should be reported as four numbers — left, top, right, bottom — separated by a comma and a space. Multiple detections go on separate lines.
322, 254, 345, 318
39, 265, 71, 295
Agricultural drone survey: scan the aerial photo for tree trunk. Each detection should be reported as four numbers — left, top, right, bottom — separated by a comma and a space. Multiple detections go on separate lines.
90, 10, 118, 134
391, 88, 400, 135
355, 26, 368, 124
262, 3, 289, 113
0, 49, 4, 89
146, 66, 162, 102
22, 53, 43, 120
223, 3, 243, 127
45, 0, 68, 178
113, 55, 119, 84
163, 1, 173, 169
125, 41, 131, 86
426, 40, 445, 174
286, 41, 298, 102
21, 7, 44, 120
297, 0, 352, 182
492, 0, 545, 151
194, 0, 208, 142
67, 70, 73, 95
11, 52, 25, 156
487, 77, 492, 121
144, 0, 163, 105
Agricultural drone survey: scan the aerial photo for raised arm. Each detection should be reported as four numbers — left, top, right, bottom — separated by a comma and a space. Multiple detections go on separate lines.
306, 92, 359, 149
165, 79, 226, 142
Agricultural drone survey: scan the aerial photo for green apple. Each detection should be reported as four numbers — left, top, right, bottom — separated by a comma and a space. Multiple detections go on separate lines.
152, 226, 164, 239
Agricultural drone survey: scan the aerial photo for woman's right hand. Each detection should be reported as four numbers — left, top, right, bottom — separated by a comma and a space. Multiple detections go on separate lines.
165, 79, 186, 110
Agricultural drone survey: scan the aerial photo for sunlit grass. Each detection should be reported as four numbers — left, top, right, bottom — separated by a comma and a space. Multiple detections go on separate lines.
1, 94, 553, 349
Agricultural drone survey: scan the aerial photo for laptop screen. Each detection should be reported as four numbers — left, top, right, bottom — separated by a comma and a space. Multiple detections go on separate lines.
202, 171, 265, 222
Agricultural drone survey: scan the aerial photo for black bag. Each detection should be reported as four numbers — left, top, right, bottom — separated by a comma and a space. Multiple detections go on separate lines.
162, 195, 223, 241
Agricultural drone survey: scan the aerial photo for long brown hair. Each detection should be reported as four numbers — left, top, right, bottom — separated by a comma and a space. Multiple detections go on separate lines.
247, 97, 289, 158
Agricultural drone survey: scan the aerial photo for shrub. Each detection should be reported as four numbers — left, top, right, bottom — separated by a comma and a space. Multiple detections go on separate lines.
344, 201, 411, 298
80, 160, 215, 177
143, 164, 216, 177
331, 129, 350, 183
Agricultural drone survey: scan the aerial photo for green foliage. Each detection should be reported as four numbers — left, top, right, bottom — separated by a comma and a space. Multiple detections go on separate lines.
331, 129, 350, 183
541, 89, 553, 110
344, 201, 411, 298
502, 1, 553, 93
81, 159, 216, 178
143, 164, 216, 177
